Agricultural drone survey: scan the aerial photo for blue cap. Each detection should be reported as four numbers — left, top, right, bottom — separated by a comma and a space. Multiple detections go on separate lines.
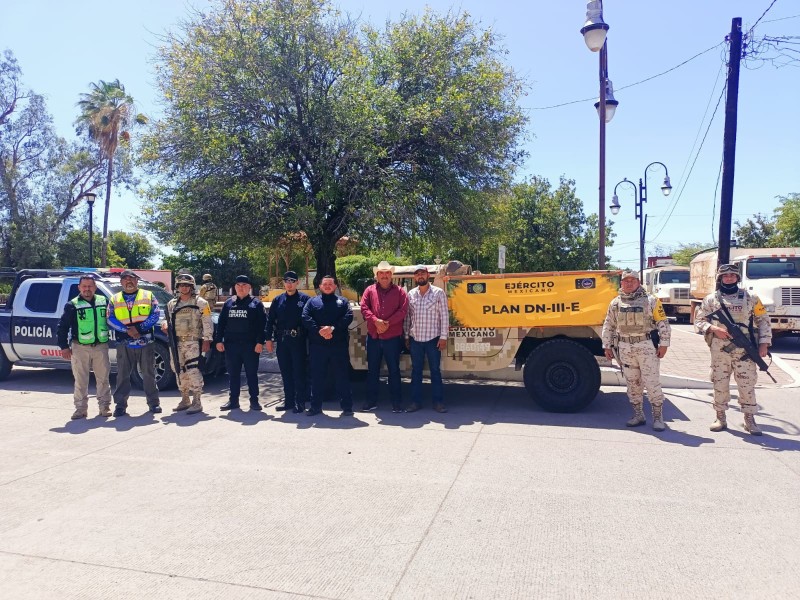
235, 275, 251, 285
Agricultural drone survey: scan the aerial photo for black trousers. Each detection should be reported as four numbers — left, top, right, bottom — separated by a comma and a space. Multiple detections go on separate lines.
309, 343, 352, 412
276, 336, 309, 409
224, 342, 260, 404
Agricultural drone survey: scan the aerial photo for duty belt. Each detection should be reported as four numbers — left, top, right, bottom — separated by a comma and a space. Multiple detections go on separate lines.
618, 332, 651, 343
176, 336, 201, 342
282, 329, 302, 338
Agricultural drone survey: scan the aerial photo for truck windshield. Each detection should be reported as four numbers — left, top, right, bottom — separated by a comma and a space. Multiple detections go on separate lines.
107, 282, 175, 306
658, 271, 689, 284
745, 257, 800, 279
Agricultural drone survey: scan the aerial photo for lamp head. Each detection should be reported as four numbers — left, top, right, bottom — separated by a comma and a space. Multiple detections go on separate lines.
661, 176, 672, 197
85, 192, 97, 206
609, 195, 620, 216
580, 1, 609, 52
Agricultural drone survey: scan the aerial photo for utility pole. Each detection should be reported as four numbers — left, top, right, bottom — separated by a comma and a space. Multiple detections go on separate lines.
718, 17, 742, 266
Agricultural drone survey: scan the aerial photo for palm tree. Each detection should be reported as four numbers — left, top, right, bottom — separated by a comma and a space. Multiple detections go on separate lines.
75, 79, 146, 267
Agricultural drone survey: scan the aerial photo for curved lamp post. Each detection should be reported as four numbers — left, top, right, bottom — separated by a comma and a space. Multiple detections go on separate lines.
581, 0, 618, 269
611, 162, 672, 276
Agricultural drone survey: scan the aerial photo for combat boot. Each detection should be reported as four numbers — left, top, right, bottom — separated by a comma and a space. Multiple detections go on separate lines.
98, 406, 112, 418
710, 410, 727, 432
173, 395, 191, 412
743, 413, 762, 436
187, 394, 203, 414
626, 404, 646, 427
652, 405, 666, 432
71, 410, 87, 420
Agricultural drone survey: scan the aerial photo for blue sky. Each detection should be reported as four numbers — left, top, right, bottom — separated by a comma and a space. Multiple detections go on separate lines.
2, 0, 798, 268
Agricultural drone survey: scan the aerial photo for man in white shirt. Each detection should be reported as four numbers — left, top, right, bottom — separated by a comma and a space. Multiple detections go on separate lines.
403, 265, 449, 413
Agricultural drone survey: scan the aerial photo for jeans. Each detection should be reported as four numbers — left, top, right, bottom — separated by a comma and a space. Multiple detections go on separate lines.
225, 342, 260, 403
409, 337, 443, 406
366, 335, 403, 408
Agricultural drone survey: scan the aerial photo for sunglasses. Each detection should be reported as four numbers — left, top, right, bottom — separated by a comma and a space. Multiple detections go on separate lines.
284, 278, 298, 283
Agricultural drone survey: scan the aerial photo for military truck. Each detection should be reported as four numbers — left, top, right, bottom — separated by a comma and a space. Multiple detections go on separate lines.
349, 268, 620, 412
0, 269, 192, 388
642, 265, 691, 322
690, 248, 800, 335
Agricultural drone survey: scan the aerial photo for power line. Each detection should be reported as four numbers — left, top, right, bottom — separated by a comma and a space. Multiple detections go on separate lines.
764, 13, 800, 23
528, 42, 723, 111
748, 0, 781, 33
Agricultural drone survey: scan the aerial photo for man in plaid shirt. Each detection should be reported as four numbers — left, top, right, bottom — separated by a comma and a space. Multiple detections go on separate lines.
404, 265, 449, 413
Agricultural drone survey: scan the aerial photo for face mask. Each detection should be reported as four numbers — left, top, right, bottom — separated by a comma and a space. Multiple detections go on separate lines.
719, 281, 739, 294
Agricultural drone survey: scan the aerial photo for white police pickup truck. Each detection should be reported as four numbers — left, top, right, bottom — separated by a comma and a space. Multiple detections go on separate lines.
0, 269, 180, 389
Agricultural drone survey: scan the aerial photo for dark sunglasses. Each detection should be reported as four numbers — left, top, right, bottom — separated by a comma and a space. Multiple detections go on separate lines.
284, 278, 298, 283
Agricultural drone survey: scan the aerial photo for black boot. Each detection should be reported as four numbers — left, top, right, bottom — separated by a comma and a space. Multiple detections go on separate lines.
220, 400, 240, 411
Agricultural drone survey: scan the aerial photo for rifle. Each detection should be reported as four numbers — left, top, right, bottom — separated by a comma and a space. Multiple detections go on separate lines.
706, 308, 776, 383
610, 335, 626, 379
164, 302, 182, 388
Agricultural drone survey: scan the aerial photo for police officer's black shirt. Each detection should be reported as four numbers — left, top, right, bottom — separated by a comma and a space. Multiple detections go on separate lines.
265, 291, 311, 340
302, 292, 353, 346
215, 294, 267, 345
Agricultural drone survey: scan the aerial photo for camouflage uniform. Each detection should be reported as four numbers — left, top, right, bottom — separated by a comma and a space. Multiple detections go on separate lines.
694, 268, 771, 434
166, 287, 213, 413
602, 278, 671, 429
198, 274, 218, 306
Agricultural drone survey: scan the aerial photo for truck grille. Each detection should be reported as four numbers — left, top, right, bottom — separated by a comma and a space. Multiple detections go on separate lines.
673, 289, 690, 300
781, 287, 800, 306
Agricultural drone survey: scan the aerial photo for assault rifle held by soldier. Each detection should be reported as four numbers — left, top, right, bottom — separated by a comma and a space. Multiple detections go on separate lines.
706, 307, 777, 383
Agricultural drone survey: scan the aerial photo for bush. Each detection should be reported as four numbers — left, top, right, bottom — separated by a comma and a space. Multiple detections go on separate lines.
336, 253, 411, 296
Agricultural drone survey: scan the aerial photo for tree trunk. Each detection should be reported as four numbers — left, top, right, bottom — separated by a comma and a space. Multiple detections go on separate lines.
313, 240, 337, 289
101, 159, 113, 267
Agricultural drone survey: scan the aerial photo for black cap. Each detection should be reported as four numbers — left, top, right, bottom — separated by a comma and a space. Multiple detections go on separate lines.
235, 275, 251, 285
283, 271, 298, 281
120, 269, 140, 280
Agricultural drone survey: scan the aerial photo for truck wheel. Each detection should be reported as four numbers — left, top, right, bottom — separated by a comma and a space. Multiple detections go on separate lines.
130, 341, 176, 391
523, 338, 600, 412
0, 348, 12, 381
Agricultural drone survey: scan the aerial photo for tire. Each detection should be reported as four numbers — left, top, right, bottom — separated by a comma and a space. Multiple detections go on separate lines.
130, 341, 176, 391
0, 347, 12, 381
522, 338, 600, 412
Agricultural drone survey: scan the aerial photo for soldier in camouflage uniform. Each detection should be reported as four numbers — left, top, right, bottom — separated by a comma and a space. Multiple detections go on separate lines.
602, 269, 671, 431
198, 274, 218, 307
161, 274, 213, 414
694, 263, 771, 435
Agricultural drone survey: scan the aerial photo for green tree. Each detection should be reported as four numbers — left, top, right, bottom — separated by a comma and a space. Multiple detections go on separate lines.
56, 228, 124, 267
1, 50, 105, 268
108, 231, 155, 269
160, 245, 256, 292
75, 79, 147, 267
143, 0, 525, 285
671, 242, 713, 266
733, 213, 779, 248
773, 193, 800, 247
499, 177, 609, 272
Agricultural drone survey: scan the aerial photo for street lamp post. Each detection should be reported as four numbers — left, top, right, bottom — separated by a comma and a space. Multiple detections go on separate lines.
85, 192, 97, 268
610, 162, 672, 276
581, 0, 618, 270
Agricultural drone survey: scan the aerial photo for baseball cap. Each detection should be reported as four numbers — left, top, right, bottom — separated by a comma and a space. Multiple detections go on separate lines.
235, 275, 251, 285
119, 269, 140, 280
283, 271, 298, 282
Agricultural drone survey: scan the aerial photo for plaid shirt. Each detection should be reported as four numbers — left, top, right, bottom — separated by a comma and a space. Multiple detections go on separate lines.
404, 285, 449, 342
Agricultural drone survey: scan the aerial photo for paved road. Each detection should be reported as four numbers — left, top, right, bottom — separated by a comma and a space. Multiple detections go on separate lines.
1, 363, 799, 599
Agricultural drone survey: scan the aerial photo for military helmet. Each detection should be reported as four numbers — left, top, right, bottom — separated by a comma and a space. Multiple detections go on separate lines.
175, 273, 196, 286
202, 273, 212, 281
716, 263, 740, 280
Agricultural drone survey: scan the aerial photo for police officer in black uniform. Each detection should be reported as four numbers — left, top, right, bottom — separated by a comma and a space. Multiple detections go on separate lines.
301, 274, 353, 417
265, 271, 311, 413
215, 275, 267, 411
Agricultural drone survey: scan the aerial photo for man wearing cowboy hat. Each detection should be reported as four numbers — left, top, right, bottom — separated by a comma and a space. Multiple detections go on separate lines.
601, 269, 671, 431
694, 263, 771, 435
359, 260, 408, 412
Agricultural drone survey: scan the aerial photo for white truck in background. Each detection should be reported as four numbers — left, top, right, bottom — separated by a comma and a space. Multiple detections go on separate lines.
642, 266, 691, 322
690, 248, 800, 335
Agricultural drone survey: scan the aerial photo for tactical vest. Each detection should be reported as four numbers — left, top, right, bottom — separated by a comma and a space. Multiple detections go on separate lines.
171, 298, 202, 339
714, 290, 753, 327
111, 289, 153, 325
70, 295, 109, 345
201, 283, 217, 303
615, 295, 654, 336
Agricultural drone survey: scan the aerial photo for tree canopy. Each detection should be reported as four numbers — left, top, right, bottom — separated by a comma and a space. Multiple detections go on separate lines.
142, 0, 526, 284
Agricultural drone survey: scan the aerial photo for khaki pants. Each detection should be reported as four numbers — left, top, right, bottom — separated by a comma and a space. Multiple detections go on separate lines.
71, 343, 112, 412
171, 340, 204, 395
709, 338, 758, 414
619, 340, 665, 407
